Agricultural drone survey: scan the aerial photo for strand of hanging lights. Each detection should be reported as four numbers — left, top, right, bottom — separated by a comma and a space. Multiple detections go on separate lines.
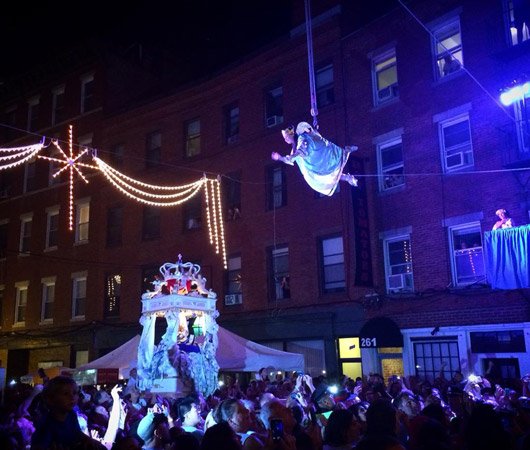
0, 142, 45, 170
0, 126, 228, 268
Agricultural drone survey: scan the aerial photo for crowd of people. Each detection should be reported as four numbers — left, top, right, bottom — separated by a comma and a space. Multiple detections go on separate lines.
2, 365, 530, 450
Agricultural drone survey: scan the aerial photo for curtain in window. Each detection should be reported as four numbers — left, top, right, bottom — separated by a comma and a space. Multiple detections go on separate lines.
484, 225, 530, 289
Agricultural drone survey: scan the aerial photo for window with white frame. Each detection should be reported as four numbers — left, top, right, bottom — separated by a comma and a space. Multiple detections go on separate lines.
224, 103, 240, 144
15, 281, 28, 325
505, 0, 530, 46
75, 199, 90, 243
316, 63, 334, 107
72, 272, 87, 319
185, 119, 201, 157
19, 214, 32, 254
432, 18, 463, 79
45, 207, 59, 250
320, 235, 345, 293
270, 245, 290, 300
24, 157, 37, 193
78, 133, 93, 150
4, 106, 17, 141
512, 94, 530, 154
48, 144, 62, 186
377, 137, 404, 191
52, 85, 65, 125
439, 114, 473, 172
372, 49, 398, 105
265, 84, 284, 127
80, 73, 94, 114
104, 273, 121, 318
145, 131, 161, 167
449, 223, 485, 286
227, 254, 242, 295
414, 339, 460, 383
267, 165, 286, 209
384, 236, 414, 293
27, 96, 40, 132
41, 276, 55, 322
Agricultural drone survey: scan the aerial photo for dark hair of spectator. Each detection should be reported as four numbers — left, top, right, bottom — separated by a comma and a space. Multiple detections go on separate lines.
324, 409, 355, 447
200, 422, 241, 450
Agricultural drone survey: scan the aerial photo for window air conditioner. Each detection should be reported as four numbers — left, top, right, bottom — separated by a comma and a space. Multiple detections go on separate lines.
224, 293, 243, 306
446, 152, 465, 169
266, 115, 283, 128
378, 84, 398, 102
388, 274, 405, 290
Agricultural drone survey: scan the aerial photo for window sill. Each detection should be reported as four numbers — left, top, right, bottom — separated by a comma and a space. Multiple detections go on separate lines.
379, 184, 406, 196
18, 252, 30, 257
44, 246, 58, 252
70, 316, 86, 322
39, 319, 54, 326
432, 69, 465, 86
13, 322, 26, 328
74, 240, 89, 246
371, 96, 400, 111
444, 164, 474, 175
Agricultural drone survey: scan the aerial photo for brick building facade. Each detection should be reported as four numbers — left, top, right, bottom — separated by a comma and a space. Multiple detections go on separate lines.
0, 0, 529, 385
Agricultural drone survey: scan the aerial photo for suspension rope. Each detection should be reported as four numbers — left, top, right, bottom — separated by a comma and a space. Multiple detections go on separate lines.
304, 0, 319, 129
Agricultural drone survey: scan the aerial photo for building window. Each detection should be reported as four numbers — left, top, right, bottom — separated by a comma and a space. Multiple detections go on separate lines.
372, 49, 398, 105
80, 73, 95, 114
224, 103, 240, 144
24, 158, 37, 193
267, 165, 286, 209
449, 223, 485, 286
72, 272, 87, 319
15, 282, 28, 324
270, 245, 290, 300
141, 266, 160, 295
106, 206, 123, 247
265, 84, 283, 127
48, 145, 63, 186
227, 254, 242, 295
432, 18, 463, 79
320, 235, 346, 293
512, 95, 530, 154
414, 339, 460, 383
377, 137, 405, 191
75, 200, 90, 243
505, 0, 530, 46
41, 277, 55, 322
78, 133, 93, 149
185, 119, 201, 158
27, 96, 40, 132
4, 107, 17, 141
224, 171, 241, 221
439, 114, 473, 172
52, 85, 65, 125
286, 340, 326, 376
19, 214, 32, 254
183, 196, 202, 231
110, 143, 124, 167
384, 236, 414, 293
470, 330, 526, 353
0, 221, 8, 260
145, 131, 161, 168
104, 273, 121, 318
45, 207, 59, 250
316, 63, 334, 107
142, 206, 161, 240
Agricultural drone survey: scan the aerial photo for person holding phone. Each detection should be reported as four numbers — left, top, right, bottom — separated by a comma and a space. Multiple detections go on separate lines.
260, 399, 313, 450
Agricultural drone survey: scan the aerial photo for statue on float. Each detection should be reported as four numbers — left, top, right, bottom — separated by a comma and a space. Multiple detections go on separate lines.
136, 254, 219, 397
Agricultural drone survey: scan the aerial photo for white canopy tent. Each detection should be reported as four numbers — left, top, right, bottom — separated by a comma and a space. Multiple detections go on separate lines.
77, 326, 304, 377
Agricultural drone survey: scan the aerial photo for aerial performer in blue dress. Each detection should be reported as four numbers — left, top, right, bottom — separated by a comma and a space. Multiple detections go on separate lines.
271, 121, 358, 196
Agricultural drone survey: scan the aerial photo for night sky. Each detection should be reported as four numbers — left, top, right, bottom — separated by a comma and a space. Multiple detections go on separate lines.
0, 0, 293, 80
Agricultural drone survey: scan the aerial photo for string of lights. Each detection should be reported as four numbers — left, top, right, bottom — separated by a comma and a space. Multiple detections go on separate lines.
0, 143, 44, 170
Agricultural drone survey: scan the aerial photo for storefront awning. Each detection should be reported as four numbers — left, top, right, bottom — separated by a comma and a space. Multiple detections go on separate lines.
359, 316, 403, 348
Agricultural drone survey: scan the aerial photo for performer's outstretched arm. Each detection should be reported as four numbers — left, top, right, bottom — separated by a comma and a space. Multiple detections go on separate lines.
271, 151, 296, 165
